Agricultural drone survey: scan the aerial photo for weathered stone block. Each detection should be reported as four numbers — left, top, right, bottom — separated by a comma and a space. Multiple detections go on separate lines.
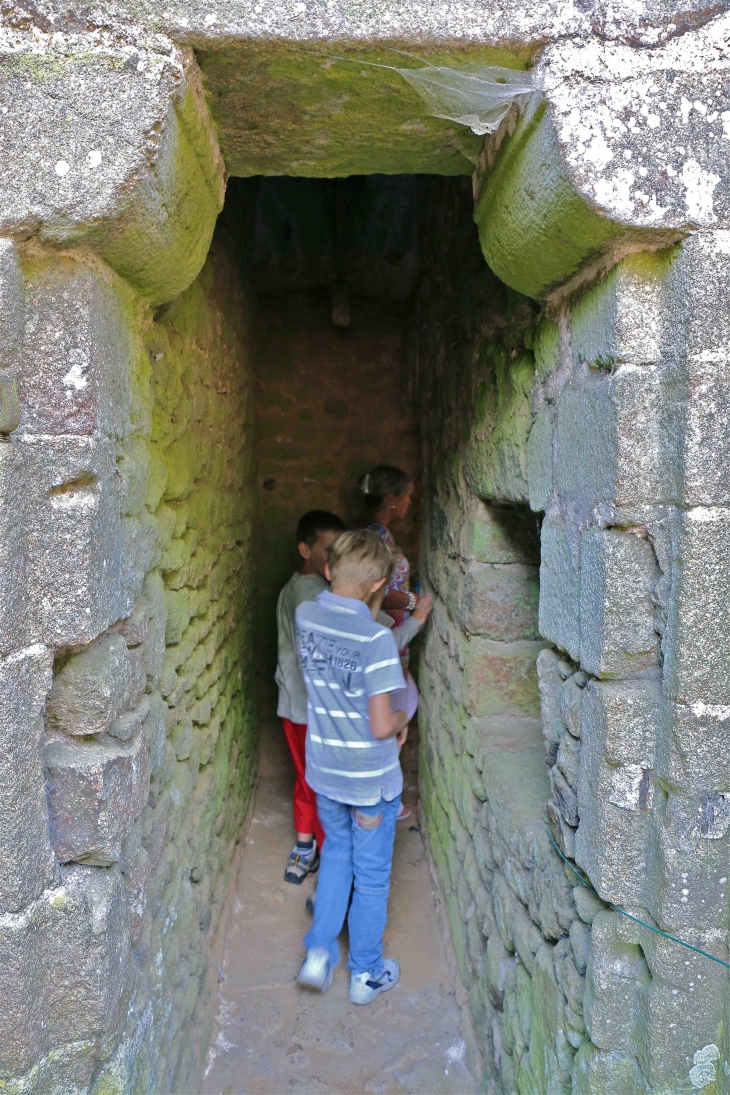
559, 676, 583, 738
546, 801, 576, 860
143, 691, 169, 777
165, 588, 193, 646
526, 404, 554, 513
575, 679, 659, 906
485, 931, 516, 1007
553, 937, 585, 1017
475, 103, 626, 300
0, 1040, 98, 1094
121, 511, 160, 604
50, 866, 133, 1049
675, 233, 730, 507
460, 562, 540, 641
539, 511, 580, 662
0, 378, 20, 436
464, 715, 574, 939
533, 316, 562, 381
0, 645, 56, 914
0, 239, 25, 364
663, 700, 730, 794
555, 383, 616, 509
569, 920, 590, 976
572, 886, 607, 926
664, 506, 730, 704
493, 874, 519, 952
45, 732, 150, 865
0, 442, 28, 653
48, 632, 145, 738
583, 912, 651, 1053
512, 900, 545, 977
18, 253, 134, 441
124, 846, 151, 946
1, 37, 225, 306
571, 1041, 645, 1095
116, 436, 151, 519
16, 435, 129, 647
463, 349, 534, 505
110, 695, 150, 743
0, 866, 130, 1076
536, 647, 566, 752
556, 731, 580, 787
579, 527, 660, 678
642, 956, 726, 1093
556, 366, 680, 517
571, 253, 670, 370
550, 766, 579, 827
463, 638, 545, 718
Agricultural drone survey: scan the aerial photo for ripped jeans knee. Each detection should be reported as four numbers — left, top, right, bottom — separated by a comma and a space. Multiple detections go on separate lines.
353, 809, 383, 831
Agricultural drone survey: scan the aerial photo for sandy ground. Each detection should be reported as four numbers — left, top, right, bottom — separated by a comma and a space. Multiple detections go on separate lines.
202, 723, 477, 1095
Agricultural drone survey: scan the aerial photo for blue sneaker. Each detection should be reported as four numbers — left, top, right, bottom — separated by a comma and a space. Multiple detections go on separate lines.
284, 842, 319, 885
297, 947, 333, 993
349, 958, 400, 1005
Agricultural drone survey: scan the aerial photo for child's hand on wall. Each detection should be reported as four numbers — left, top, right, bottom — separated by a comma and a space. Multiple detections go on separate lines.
412, 592, 433, 624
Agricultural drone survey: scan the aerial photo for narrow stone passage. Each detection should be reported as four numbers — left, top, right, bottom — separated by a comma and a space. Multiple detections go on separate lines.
202, 724, 477, 1095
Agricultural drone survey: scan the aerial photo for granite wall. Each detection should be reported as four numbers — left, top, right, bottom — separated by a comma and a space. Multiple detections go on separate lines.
412, 177, 730, 1094
0, 237, 257, 1094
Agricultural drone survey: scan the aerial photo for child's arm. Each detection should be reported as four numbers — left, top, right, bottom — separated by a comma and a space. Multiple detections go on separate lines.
369, 693, 408, 740
390, 592, 434, 652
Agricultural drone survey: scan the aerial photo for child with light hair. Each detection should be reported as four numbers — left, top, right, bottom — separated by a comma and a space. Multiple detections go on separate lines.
295, 529, 408, 1004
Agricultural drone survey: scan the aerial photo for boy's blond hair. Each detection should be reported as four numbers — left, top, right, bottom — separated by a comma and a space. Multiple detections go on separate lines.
328, 529, 393, 594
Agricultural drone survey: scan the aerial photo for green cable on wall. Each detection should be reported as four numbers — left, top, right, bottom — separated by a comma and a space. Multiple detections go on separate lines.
546, 826, 730, 971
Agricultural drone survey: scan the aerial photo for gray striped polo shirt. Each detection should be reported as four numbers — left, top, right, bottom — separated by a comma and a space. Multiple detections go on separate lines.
296, 589, 406, 806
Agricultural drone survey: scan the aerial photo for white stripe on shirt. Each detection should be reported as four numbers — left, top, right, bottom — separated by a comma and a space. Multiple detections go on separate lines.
300, 621, 389, 642
309, 759, 402, 778
311, 706, 362, 719
364, 658, 400, 673
309, 734, 380, 748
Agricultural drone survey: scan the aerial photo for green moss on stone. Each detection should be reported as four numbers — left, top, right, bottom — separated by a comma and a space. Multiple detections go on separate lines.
474, 104, 623, 300
92, 85, 224, 307
199, 44, 530, 178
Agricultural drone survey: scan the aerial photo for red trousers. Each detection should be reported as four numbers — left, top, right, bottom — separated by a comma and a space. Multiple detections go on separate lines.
281, 719, 325, 848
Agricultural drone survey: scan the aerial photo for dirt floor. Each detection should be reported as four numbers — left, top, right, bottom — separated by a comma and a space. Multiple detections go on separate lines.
202, 723, 478, 1095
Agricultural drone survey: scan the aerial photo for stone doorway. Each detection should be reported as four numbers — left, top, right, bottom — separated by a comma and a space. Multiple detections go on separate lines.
2, 13, 730, 1095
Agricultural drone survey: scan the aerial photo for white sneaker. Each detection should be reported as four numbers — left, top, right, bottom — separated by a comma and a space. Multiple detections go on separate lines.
349, 958, 400, 1005
297, 947, 333, 993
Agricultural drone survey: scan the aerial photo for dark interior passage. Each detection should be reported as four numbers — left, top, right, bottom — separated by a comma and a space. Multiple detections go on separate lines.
220, 177, 424, 714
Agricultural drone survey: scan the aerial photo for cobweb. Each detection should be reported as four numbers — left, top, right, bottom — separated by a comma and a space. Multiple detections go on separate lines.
394, 63, 537, 137
304, 51, 539, 137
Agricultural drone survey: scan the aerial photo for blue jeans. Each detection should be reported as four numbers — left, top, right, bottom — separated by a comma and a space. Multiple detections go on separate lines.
304, 793, 400, 976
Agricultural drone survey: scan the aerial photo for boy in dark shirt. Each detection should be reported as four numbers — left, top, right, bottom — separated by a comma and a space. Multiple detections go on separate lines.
275, 511, 346, 883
